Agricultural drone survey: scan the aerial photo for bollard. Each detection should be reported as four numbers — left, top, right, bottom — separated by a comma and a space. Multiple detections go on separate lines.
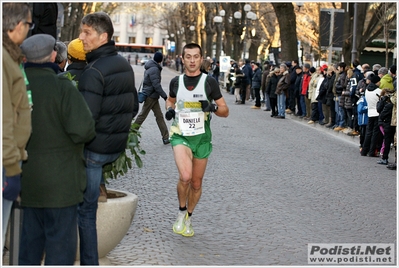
9, 200, 23, 265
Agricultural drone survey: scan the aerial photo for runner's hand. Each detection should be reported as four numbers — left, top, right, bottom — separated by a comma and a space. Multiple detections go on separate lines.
199, 100, 217, 112
165, 107, 175, 120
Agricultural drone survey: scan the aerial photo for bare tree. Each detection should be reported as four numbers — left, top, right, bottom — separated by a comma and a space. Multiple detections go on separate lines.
60, 2, 119, 41
341, 2, 396, 65
373, 3, 397, 67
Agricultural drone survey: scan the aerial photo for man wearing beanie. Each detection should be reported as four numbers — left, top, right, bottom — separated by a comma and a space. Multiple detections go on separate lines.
361, 73, 382, 157
18, 33, 96, 265
133, 51, 170, 144
61, 38, 87, 83
77, 12, 137, 265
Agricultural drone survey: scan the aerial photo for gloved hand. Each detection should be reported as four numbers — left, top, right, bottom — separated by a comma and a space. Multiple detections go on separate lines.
199, 100, 217, 112
3, 173, 21, 201
165, 107, 175, 120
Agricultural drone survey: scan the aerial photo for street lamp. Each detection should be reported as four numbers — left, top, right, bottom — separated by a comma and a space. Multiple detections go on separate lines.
165, 34, 170, 56
170, 33, 175, 58
234, 4, 257, 60
213, 9, 225, 60
189, 25, 195, 43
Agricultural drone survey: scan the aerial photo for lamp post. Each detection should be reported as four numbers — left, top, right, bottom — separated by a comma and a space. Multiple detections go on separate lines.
233, 11, 242, 60
234, 4, 257, 60
213, 9, 225, 60
351, 3, 358, 64
242, 4, 252, 60
165, 34, 170, 57
189, 25, 195, 43
170, 33, 175, 58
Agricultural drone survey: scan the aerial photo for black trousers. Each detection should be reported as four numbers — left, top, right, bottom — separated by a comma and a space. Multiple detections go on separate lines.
310, 102, 319, 121
270, 97, 278, 116
362, 116, 382, 156
382, 125, 396, 160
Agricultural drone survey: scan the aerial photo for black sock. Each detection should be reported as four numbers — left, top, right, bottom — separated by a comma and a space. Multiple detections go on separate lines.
179, 206, 187, 212
188, 211, 192, 217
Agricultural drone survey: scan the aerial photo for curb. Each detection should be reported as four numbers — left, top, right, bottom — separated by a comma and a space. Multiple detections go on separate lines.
286, 113, 360, 146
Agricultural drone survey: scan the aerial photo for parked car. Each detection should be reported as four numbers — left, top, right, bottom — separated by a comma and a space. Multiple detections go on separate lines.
140, 55, 151, 66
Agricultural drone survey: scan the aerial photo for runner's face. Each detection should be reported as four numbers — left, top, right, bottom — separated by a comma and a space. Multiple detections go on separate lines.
183, 48, 202, 73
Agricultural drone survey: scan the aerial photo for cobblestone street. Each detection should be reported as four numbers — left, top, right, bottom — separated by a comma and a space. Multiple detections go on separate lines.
104, 65, 396, 266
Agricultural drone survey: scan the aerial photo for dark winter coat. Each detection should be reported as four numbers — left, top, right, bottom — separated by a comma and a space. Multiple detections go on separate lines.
79, 41, 138, 154
266, 72, 281, 99
289, 68, 298, 92
324, 72, 335, 106
377, 97, 393, 127
275, 70, 290, 95
242, 63, 253, 85
294, 72, 303, 96
64, 61, 87, 82
142, 59, 167, 100
22, 63, 96, 208
335, 70, 347, 96
234, 68, 244, 88
317, 74, 328, 104
30, 3, 58, 39
251, 67, 262, 89
261, 67, 270, 93
341, 75, 354, 109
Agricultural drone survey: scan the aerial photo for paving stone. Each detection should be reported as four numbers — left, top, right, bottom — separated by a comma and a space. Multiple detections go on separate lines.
102, 66, 396, 266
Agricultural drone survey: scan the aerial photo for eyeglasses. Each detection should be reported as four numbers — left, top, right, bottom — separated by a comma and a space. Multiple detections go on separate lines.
24, 21, 35, 30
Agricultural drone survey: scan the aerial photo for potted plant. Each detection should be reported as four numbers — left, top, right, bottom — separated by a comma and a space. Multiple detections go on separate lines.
75, 123, 145, 264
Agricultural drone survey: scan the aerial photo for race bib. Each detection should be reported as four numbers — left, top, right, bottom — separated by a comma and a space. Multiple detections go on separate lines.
178, 112, 205, 136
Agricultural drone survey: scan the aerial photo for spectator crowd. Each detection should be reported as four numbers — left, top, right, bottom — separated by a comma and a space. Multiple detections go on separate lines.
222, 58, 397, 170
2, 3, 397, 265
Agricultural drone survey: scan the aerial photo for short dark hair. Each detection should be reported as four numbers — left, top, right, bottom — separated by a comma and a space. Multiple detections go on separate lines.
182, 43, 202, 58
81, 12, 114, 42
352, 59, 360, 67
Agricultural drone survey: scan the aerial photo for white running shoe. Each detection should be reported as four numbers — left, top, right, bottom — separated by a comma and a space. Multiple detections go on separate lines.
181, 214, 194, 237
172, 211, 186, 234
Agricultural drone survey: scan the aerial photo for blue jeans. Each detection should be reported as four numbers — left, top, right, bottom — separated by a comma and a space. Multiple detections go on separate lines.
277, 93, 286, 117
78, 149, 121, 265
335, 97, 346, 127
19, 206, 78, 265
300, 95, 307, 116
264, 92, 271, 110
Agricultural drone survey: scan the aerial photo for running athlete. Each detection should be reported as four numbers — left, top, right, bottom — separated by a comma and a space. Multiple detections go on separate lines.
165, 43, 229, 237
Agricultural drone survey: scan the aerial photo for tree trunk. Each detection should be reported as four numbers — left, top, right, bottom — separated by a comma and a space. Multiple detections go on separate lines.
204, 3, 215, 58
271, 3, 298, 63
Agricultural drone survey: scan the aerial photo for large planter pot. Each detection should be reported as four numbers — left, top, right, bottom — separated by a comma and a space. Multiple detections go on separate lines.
75, 189, 138, 265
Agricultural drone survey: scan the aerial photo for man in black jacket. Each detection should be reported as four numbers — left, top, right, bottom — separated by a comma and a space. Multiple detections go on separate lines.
133, 52, 169, 144
77, 11, 138, 265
